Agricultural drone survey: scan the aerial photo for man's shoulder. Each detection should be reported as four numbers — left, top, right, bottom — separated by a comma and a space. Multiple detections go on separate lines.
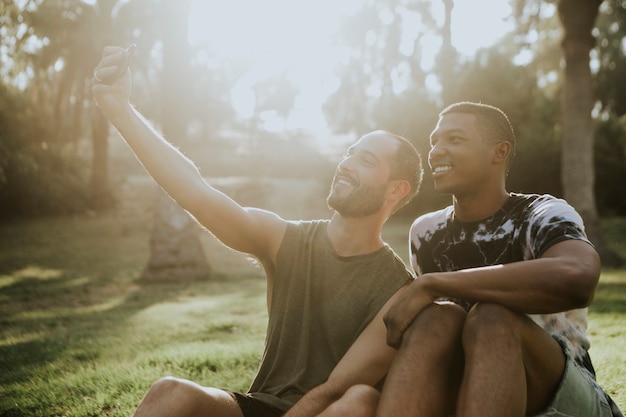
285, 219, 329, 231
410, 206, 452, 237
509, 192, 567, 207
508, 192, 580, 221
278, 219, 329, 254
408, 207, 452, 258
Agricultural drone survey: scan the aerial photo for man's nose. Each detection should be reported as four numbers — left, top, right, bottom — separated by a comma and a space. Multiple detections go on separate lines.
429, 142, 445, 159
338, 155, 355, 171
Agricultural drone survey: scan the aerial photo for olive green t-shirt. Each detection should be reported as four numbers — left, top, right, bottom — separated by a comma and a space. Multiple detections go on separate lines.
248, 220, 413, 411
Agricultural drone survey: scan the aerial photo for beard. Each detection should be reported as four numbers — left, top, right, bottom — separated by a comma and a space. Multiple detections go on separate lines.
327, 182, 387, 218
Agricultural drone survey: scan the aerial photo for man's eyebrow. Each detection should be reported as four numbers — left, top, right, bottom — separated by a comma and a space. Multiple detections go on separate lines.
431, 128, 466, 140
348, 146, 379, 160
440, 128, 466, 136
361, 149, 380, 161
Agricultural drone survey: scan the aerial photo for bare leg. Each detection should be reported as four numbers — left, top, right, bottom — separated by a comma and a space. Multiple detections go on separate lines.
133, 376, 244, 417
458, 303, 566, 417
376, 303, 467, 417
317, 385, 380, 417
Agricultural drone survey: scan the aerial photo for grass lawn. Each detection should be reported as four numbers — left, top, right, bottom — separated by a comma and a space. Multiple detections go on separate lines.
0, 206, 624, 416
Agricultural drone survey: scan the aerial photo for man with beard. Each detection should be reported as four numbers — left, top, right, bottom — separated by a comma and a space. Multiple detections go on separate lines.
91, 46, 422, 417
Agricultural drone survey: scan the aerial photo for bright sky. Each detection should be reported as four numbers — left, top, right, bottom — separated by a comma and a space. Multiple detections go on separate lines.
188, 0, 514, 149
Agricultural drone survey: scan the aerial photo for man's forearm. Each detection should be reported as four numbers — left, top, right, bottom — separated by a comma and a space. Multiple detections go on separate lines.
423, 247, 599, 315
285, 384, 343, 417
109, 104, 207, 207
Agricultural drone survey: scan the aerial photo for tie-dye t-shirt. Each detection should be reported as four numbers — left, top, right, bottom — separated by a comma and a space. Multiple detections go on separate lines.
409, 193, 593, 368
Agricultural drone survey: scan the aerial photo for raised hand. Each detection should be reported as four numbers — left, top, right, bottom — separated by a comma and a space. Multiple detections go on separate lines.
93, 44, 135, 84
91, 45, 136, 117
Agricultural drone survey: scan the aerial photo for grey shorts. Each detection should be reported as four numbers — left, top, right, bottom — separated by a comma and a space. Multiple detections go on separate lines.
532, 357, 614, 417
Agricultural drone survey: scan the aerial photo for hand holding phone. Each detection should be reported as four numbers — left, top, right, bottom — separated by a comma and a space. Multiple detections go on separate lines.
93, 44, 136, 84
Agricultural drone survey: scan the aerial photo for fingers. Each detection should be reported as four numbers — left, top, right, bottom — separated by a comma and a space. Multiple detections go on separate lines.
91, 83, 125, 95
93, 45, 135, 85
383, 297, 408, 348
92, 64, 123, 84
383, 283, 428, 349
383, 310, 406, 349
101, 45, 125, 58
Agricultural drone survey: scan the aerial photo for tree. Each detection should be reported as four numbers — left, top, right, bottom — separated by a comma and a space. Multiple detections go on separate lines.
0, 0, 95, 216
323, 0, 436, 135
557, 0, 621, 265
17, 0, 161, 211
512, 0, 622, 265
25, 0, 116, 208
592, 0, 626, 217
141, 0, 210, 281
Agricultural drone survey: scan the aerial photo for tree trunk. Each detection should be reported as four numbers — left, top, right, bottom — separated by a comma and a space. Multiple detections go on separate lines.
90, 107, 113, 209
142, 189, 210, 281
558, 0, 622, 266
437, 0, 459, 105
141, 0, 211, 280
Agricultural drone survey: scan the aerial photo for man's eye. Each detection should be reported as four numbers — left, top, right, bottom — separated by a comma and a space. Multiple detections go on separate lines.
361, 156, 376, 166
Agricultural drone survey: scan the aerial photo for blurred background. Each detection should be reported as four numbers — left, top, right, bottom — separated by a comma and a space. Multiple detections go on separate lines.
1, 0, 625, 265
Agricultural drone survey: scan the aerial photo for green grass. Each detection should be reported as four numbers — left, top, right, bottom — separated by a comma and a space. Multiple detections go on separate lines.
0, 212, 624, 416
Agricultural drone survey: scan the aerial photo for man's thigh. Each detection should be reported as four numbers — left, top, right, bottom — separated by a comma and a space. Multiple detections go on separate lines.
466, 303, 566, 413
515, 313, 568, 407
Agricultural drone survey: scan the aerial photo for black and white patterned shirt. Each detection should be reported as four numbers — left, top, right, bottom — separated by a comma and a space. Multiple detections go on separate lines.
409, 193, 592, 364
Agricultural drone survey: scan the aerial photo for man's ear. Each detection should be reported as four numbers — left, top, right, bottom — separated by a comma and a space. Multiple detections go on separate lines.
492, 141, 511, 165
387, 179, 410, 202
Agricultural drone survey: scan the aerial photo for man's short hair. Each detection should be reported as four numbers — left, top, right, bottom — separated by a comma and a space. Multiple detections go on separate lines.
377, 130, 423, 211
440, 102, 517, 169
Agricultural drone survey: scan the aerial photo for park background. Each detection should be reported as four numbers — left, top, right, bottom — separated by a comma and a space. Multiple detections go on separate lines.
1, 0, 625, 416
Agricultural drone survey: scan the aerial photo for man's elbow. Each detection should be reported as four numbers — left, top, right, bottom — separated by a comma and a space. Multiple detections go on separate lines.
564, 253, 601, 308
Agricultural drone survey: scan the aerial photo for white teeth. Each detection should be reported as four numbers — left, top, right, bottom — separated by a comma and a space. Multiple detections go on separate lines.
433, 166, 452, 174
337, 179, 351, 186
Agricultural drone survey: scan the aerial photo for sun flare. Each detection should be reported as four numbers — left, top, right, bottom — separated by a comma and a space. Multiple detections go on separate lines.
187, 0, 513, 144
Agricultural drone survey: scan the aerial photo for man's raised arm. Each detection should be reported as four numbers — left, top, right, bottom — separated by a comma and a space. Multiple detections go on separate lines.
91, 46, 286, 261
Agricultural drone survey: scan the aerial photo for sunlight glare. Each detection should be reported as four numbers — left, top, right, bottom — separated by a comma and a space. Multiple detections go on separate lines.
450, 1, 513, 56
187, 0, 514, 143
189, 0, 363, 135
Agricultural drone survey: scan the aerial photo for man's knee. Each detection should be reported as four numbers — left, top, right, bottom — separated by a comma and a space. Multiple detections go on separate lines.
402, 302, 466, 347
344, 384, 379, 405
322, 385, 379, 417
147, 376, 183, 395
463, 303, 523, 349
137, 376, 239, 417
143, 376, 205, 405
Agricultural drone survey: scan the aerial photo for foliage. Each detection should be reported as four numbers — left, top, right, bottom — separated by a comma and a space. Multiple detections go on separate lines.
592, 1, 626, 215
323, 0, 436, 134
324, 0, 626, 219
594, 115, 626, 216
1, 0, 626, 218
0, 83, 90, 216
594, 0, 626, 117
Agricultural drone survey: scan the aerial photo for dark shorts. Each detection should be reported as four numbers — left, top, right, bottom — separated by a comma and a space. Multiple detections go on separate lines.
227, 391, 285, 417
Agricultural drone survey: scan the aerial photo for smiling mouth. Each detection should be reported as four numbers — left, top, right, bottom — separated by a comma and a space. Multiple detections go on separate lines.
432, 165, 453, 174
334, 173, 357, 188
